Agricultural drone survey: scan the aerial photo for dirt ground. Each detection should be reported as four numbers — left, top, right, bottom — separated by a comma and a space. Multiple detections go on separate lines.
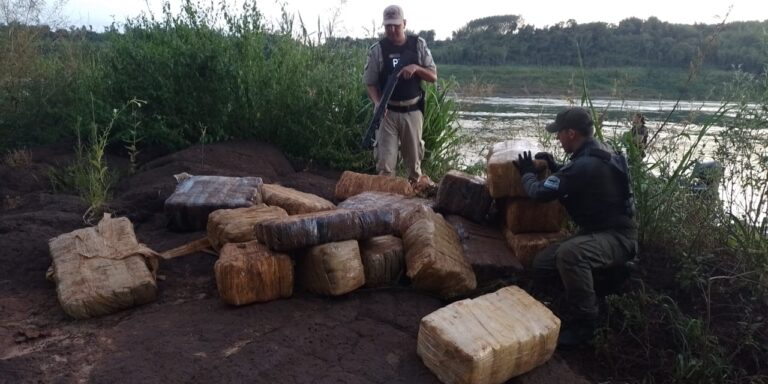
0, 141, 589, 383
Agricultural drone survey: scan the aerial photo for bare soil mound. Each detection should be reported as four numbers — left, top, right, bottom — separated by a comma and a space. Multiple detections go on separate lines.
0, 141, 586, 383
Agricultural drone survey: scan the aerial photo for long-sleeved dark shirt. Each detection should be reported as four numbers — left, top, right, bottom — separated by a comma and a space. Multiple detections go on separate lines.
521, 138, 637, 233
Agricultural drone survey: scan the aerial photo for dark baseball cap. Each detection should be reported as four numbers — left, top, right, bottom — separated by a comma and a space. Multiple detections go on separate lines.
545, 107, 594, 134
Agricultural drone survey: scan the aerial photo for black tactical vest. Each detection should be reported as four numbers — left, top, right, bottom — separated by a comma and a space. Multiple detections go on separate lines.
378, 35, 422, 101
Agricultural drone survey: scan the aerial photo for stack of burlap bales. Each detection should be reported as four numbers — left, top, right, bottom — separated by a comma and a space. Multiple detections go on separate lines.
159, 170, 476, 304
486, 140, 567, 267
162, 174, 346, 305
334, 171, 477, 299
432, 169, 522, 282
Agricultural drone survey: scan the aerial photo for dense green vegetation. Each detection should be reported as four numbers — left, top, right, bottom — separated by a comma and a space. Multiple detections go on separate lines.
0, 0, 458, 177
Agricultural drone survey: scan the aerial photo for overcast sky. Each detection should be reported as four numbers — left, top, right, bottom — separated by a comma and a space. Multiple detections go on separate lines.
63, 0, 767, 39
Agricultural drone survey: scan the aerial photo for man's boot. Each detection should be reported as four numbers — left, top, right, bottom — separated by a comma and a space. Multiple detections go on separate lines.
557, 315, 598, 349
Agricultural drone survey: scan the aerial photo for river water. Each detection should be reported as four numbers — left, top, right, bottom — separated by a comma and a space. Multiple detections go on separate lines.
455, 96, 767, 222
455, 96, 732, 167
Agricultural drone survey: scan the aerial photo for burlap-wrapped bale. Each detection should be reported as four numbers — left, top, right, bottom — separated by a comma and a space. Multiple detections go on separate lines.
503, 198, 565, 234
435, 170, 493, 223
504, 231, 566, 268
334, 171, 415, 201
417, 286, 561, 384
165, 175, 263, 231
446, 215, 522, 283
486, 140, 549, 198
404, 210, 477, 299
214, 241, 293, 306
338, 191, 433, 236
207, 204, 288, 251
48, 214, 159, 319
398, 205, 437, 237
255, 208, 395, 251
298, 240, 365, 296
262, 183, 335, 215
360, 235, 405, 287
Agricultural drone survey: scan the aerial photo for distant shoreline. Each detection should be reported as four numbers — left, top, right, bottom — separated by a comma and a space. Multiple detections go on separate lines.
439, 64, 741, 101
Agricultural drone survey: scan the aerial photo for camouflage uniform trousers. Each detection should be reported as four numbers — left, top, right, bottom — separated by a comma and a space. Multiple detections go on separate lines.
531, 228, 637, 318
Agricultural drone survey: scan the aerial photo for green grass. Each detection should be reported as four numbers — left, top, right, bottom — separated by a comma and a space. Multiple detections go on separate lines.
440, 64, 737, 100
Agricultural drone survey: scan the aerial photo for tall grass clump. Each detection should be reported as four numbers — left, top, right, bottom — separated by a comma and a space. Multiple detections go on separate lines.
100, 0, 375, 169
421, 78, 463, 178
0, 0, 101, 150
49, 99, 144, 223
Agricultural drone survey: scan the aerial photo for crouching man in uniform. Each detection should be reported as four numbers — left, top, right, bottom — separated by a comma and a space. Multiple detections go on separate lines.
516, 107, 638, 348
362, 5, 437, 184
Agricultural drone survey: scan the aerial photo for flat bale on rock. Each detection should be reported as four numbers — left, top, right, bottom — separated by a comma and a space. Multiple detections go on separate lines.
207, 204, 288, 251
486, 140, 549, 198
298, 240, 365, 296
503, 198, 565, 234
165, 175, 263, 231
504, 231, 566, 268
254, 208, 395, 251
404, 210, 477, 300
338, 191, 433, 236
417, 286, 561, 384
214, 241, 293, 306
435, 170, 493, 223
359, 235, 405, 287
446, 215, 522, 283
48, 214, 158, 319
334, 171, 415, 201
262, 183, 335, 215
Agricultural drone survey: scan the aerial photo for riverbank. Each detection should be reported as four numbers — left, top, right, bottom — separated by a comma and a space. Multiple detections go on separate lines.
441, 64, 737, 100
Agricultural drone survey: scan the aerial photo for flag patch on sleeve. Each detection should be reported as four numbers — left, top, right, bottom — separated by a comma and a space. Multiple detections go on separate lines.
543, 176, 560, 190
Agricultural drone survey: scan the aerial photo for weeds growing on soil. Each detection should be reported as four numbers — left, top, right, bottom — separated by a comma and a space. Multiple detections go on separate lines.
49, 98, 145, 223
579, 50, 768, 383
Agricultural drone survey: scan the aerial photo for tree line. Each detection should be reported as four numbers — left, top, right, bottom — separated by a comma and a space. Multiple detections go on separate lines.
426, 15, 768, 72
328, 15, 767, 73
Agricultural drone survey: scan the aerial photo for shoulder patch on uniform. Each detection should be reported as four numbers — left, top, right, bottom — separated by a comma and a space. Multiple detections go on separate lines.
543, 175, 560, 190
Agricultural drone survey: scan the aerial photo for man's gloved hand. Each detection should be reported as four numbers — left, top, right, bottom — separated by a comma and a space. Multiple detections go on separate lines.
515, 151, 536, 175
535, 152, 559, 173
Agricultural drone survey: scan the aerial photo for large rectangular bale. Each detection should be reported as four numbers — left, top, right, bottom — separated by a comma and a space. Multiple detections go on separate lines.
338, 191, 433, 236
48, 214, 158, 319
298, 240, 365, 296
165, 175, 263, 231
404, 211, 477, 299
334, 171, 415, 201
207, 204, 288, 251
262, 183, 336, 215
214, 241, 293, 306
504, 231, 566, 268
435, 170, 493, 223
446, 215, 522, 283
417, 286, 561, 384
254, 208, 395, 251
360, 235, 405, 287
503, 198, 565, 234
486, 140, 549, 198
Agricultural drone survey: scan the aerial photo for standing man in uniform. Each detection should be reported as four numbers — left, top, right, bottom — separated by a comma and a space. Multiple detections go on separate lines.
516, 107, 638, 348
363, 5, 437, 184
